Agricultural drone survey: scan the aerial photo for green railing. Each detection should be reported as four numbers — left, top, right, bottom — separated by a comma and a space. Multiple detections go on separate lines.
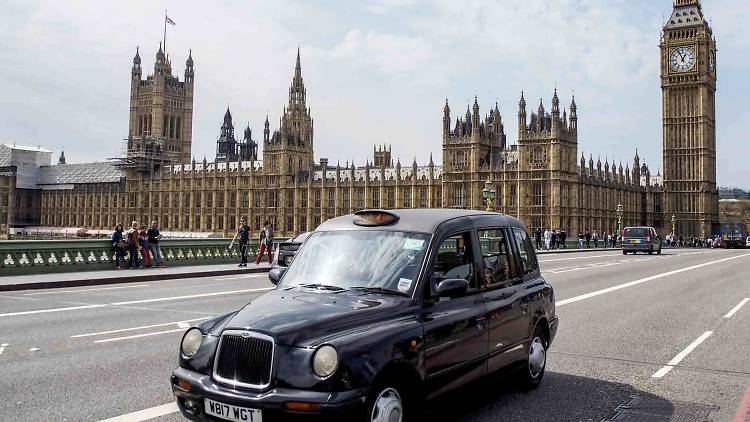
0, 238, 280, 276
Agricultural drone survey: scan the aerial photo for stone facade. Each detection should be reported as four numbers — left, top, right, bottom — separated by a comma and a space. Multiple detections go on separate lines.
8, 1, 718, 239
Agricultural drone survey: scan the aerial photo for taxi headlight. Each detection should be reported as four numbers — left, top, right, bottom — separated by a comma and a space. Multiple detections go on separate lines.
312, 345, 338, 378
181, 328, 203, 359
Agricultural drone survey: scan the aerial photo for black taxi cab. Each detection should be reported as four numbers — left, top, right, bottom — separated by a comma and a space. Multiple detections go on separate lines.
171, 209, 558, 421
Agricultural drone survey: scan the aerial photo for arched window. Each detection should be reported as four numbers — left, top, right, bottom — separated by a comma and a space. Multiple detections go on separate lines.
531, 147, 544, 167
176, 117, 181, 139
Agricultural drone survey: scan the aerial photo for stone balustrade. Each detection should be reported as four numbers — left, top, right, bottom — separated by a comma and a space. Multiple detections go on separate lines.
0, 238, 279, 276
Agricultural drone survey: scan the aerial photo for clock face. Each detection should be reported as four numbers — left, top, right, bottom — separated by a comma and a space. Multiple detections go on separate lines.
670, 46, 696, 72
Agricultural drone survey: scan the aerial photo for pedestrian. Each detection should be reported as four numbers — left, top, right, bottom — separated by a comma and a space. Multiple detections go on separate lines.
126, 221, 141, 269
535, 228, 543, 250
139, 225, 152, 268
560, 230, 567, 249
551, 230, 558, 250
230, 216, 251, 267
578, 230, 584, 248
543, 228, 551, 251
147, 220, 164, 268
256, 220, 274, 265
593, 230, 599, 248
585, 230, 591, 248
112, 224, 126, 270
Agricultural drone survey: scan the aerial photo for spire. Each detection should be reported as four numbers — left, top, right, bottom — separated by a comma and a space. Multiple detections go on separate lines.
552, 88, 560, 113
443, 98, 450, 115
58, 150, 66, 165
538, 98, 545, 117
133, 46, 141, 65
222, 107, 233, 128
473, 95, 480, 116
295, 46, 302, 80
519, 91, 526, 109
186, 49, 193, 67
156, 42, 165, 61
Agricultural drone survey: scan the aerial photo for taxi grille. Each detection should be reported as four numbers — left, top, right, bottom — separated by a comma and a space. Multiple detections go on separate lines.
213, 331, 274, 388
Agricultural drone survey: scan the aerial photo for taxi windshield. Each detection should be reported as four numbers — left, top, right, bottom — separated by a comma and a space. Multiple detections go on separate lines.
278, 230, 431, 295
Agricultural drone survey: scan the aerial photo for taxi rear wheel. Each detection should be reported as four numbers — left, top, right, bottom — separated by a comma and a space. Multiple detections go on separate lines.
518, 326, 548, 390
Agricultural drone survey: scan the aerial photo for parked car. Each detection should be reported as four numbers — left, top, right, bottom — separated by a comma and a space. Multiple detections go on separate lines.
746, 236, 750, 248
621, 226, 662, 255
273, 231, 311, 267
171, 209, 558, 422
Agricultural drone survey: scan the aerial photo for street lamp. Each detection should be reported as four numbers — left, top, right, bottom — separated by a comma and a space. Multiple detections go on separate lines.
482, 178, 496, 212
671, 213, 677, 235
616, 203, 623, 247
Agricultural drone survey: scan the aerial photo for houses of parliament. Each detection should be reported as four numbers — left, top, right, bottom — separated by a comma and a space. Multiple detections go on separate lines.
0, 0, 718, 239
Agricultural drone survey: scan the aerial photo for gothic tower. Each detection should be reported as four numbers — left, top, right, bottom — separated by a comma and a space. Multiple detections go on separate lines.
660, 0, 718, 237
263, 48, 314, 178
127, 44, 194, 168
215, 108, 238, 161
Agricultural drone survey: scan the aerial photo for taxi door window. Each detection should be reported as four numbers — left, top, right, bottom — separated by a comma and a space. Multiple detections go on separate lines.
432, 232, 477, 289
512, 228, 539, 276
478, 228, 512, 287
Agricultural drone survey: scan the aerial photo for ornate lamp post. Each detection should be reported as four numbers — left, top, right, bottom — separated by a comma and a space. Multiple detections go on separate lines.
482, 178, 496, 212
671, 213, 677, 235
616, 202, 623, 234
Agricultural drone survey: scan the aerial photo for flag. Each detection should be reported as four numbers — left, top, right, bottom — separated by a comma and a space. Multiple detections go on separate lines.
166, 15, 176, 25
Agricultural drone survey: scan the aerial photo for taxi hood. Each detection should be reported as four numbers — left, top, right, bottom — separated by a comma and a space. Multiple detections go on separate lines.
222, 288, 412, 347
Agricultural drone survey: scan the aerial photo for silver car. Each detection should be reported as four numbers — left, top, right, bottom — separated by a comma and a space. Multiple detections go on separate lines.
622, 226, 662, 255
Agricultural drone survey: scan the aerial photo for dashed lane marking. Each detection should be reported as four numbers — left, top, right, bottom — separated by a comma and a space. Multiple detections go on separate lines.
651, 331, 713, 379
71, 317, 210, 338
29, 347, 40, 352
98, 402, 179, 422
556, 253, 750, 307
94, 328, 186, 344
23, 284, 151, 296
0, 343, 7, 355
724, 298, 749, 319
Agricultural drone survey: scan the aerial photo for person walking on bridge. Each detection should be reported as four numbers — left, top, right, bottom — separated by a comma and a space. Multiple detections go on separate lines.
147, 220, 164, 268
256, 221, 274, 265
230, 216, 251, 267
112, 224, 126, 270
126, 221, 141, 269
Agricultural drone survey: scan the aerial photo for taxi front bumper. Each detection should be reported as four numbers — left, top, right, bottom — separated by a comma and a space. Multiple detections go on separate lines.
171, 367, 367, 421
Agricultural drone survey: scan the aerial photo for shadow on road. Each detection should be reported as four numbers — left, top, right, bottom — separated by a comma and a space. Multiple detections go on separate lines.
422, 371, 675, 422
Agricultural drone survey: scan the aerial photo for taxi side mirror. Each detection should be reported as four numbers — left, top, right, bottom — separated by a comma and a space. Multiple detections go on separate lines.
269, 268, 286, 285
435, 278, 469, 298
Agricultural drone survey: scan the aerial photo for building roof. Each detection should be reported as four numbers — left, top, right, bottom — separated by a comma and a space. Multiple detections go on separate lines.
38, 162, 123, 185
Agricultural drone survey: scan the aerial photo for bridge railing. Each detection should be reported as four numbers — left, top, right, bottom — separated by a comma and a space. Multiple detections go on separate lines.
0, 238, 281, 276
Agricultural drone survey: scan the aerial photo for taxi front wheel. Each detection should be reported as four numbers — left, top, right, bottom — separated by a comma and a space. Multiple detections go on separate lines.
366, 385, 404, 422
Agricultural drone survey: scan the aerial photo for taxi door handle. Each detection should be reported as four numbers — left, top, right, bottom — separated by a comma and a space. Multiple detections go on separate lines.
520, 303, 529, 314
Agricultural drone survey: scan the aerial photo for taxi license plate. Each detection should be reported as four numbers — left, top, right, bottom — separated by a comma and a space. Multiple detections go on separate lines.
630, 239, 639, 244
204, 398, 262, 422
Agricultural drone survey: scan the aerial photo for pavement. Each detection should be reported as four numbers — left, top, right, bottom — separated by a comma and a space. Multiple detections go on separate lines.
0, 248, 748, 421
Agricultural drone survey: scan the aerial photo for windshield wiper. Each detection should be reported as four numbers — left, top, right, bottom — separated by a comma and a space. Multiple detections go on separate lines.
350, 286, 409, 297
297, 283, 347, 292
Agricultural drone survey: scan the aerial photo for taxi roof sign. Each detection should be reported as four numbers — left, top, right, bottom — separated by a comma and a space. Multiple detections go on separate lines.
353, 210, 400, 227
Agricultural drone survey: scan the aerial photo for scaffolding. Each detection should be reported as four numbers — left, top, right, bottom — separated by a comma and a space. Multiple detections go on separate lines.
110, 136, 177, 174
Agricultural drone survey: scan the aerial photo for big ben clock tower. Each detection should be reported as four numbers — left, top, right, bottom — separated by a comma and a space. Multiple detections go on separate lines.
660, 0, 718, 238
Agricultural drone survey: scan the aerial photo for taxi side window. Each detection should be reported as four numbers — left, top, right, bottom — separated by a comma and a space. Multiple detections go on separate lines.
478, 229, 512, 287
512, 228, 538, 276
432, 232, 477, 289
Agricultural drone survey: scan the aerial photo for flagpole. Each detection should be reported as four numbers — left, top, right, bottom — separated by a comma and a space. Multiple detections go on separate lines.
163, 9, 167, 53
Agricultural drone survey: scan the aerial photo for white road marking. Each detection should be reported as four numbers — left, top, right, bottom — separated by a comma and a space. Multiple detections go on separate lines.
539, 254, 618, 262
71, 317, 210, 338
724, 298, 749, 319
213, 275, 258, 280
0, 344, 7, 355
23, 285, 151, 296
29, 347, 40, 352
652, 331, 713, 379
109, 287, 273, 306
0, 304, 107, 318
556, 253, 750, 306
0, 287, 273, 319
94, 328, 186, 343
98, 402, 179, 422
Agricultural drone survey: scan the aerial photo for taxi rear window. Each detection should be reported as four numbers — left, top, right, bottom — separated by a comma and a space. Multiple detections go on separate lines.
624, 228, 647, 237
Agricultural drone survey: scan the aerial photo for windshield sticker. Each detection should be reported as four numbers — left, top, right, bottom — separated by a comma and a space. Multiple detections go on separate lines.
397, 278, 412, 292
403, 239, 424, 250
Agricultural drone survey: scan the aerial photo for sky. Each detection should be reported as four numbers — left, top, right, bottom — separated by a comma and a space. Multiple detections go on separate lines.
0, 0, 748, 187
